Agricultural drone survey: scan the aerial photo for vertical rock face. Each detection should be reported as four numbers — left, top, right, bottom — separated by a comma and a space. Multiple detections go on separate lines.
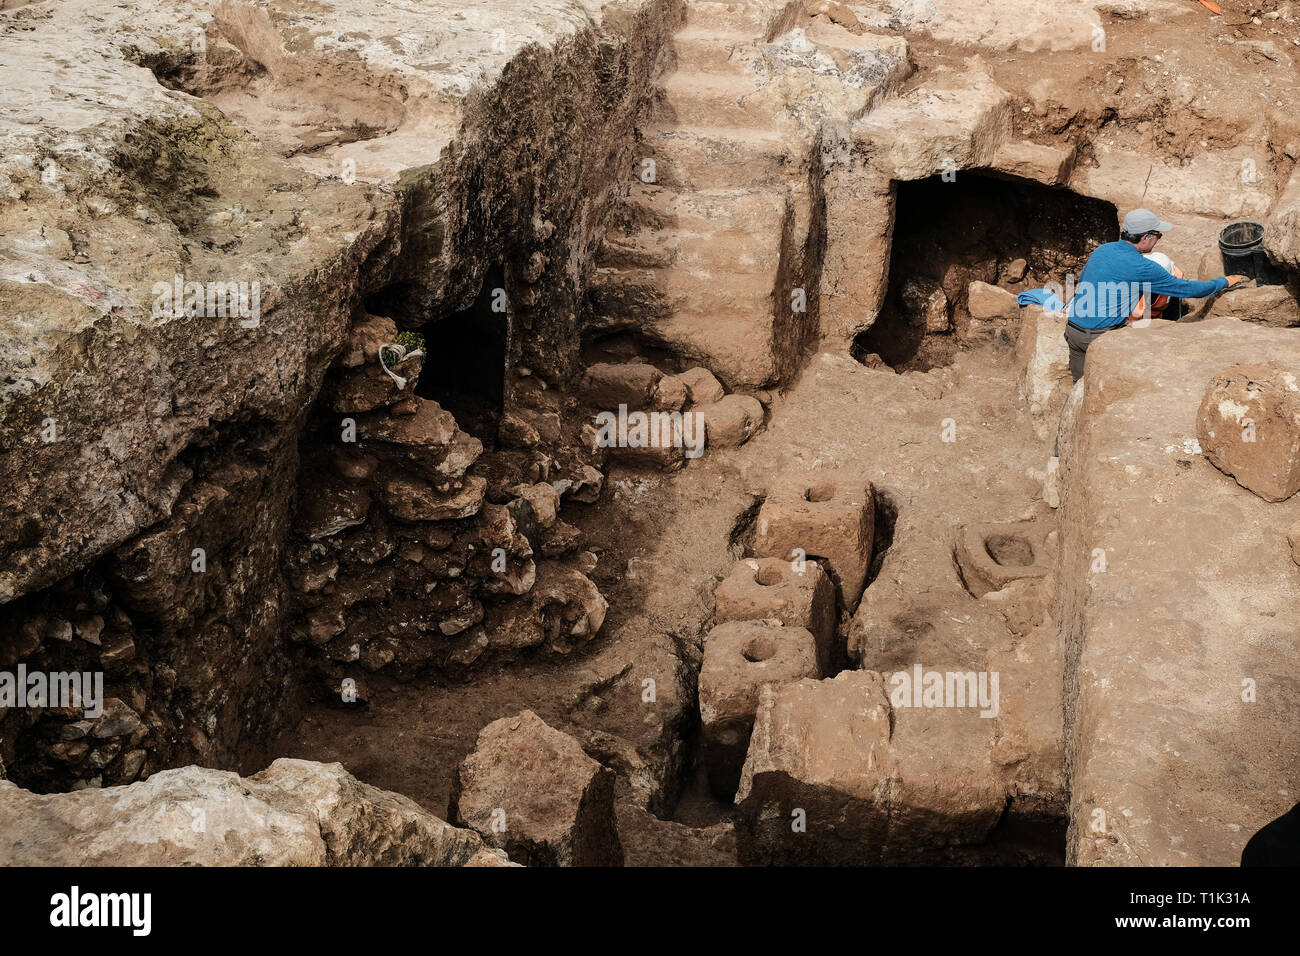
1058, 320, 1300, 865
1015, 305, 1071, 439
1196, 362, 1300, 502
450, 710, 623, 867
0, 0, 674, 786
586, 0, 911, 388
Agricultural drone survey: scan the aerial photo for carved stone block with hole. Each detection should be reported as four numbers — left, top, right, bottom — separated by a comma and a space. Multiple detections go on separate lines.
714, 557, 837, 675
953, 520, 1053, 598
753, 472, 874, 611
698, 621, 818, 800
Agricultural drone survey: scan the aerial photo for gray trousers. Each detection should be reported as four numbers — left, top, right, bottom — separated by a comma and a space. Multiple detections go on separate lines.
1064, 322, 1122, 382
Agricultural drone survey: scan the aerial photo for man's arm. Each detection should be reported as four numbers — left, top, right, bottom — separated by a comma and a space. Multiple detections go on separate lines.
1136, 258, 1228, 298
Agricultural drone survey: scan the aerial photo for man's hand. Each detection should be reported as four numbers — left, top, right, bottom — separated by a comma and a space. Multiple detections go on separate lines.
1225, 275, 1250, 288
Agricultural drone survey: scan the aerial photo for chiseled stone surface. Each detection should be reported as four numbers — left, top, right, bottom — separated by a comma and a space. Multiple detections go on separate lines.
734, 670, 1009, 865
1059, 318, 1300, 865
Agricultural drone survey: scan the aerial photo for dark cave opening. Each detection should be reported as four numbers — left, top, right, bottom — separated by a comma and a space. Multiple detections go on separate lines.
414, 264, 510, 445
853, 172, 1118, 372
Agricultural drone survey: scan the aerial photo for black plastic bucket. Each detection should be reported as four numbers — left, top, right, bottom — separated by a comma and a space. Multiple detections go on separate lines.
1219, 220, 1284, 285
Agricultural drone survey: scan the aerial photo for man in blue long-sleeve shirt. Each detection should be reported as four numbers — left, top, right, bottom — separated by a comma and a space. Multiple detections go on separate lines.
1063, 208, 1245, 381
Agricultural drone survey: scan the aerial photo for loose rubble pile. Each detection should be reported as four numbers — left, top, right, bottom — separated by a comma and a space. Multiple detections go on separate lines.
287, 312, 609, 679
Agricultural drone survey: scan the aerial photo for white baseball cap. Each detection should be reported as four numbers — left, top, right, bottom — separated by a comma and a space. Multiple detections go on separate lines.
1123, 208, 1173, 234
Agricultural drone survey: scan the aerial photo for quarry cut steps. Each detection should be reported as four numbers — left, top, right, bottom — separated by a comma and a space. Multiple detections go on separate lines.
590, 0, 817, 390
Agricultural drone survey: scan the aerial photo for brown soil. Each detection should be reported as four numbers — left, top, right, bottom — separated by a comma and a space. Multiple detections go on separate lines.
269, 331, 1048, 862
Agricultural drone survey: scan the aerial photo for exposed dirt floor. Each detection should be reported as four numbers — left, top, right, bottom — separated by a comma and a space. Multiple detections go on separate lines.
270, 328, 1049, 863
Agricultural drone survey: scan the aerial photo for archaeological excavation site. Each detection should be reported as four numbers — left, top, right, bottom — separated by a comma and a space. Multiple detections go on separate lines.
3, 0, 1300, 888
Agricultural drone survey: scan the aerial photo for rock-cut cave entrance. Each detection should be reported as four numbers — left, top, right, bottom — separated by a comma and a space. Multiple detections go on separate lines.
415, 264, 510, 445
853, 172, 1117, 372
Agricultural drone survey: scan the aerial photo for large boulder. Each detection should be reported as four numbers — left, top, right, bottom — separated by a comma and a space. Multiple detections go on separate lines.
450, 710, 623, 866
735, 670, 1007, 866
1205, 283, 1300, 328
579, 362, 663, 410
990, 140, 1075, 186
0, 759, 502, 866
678, 366, 726, 406
696, 394, 765, 449
1196, 361, 1300, 502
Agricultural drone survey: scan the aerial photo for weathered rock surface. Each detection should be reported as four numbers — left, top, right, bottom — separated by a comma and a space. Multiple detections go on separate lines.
1015, 305, 1071, 438
0, 758, 498, 866
614, 800, 736, 866
1, 0, 673, 782
1196, 361, 1300, 502
990, 140, 1076, 187
697, 393, 765, 448
699, 620, 818, 798
679, 366, 726, 406
966, 281, 1019, 321
580, 362, 664, 410
754, 470, 873, 610
450, 709, 623, 866
1265, 166, 1300, 271
735, 670, 1010, 865
901, 276, 950, 334
853, 66, 1012, 181
714, 557, 837, 674
1059, 319, 1300, 865
1204, 283, 1300, 328
954, 520, 1054, 599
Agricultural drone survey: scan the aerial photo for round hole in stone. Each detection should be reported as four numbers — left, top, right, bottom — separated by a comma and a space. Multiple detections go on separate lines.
754, 566, 784, 586
742, 635, 779, 663
985, 533, 1033, 567
804, 482, 835, 503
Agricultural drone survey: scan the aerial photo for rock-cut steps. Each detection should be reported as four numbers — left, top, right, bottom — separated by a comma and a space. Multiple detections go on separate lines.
589, 1, 817, 390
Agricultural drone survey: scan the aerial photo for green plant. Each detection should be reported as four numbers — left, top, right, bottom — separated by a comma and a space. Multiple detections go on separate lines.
394, 330, 425, 353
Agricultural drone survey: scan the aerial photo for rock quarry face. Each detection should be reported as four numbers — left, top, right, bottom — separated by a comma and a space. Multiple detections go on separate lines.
1, 0, 675, 791
3, 0, 1300, 869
